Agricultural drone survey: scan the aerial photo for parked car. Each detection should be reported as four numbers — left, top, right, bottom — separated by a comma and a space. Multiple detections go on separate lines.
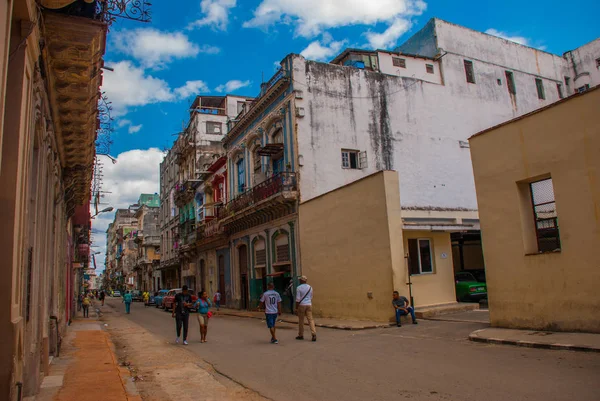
131, 290, 143, 302
162, 289, 198, 311
112, 291, 121, 297
154, 289, 170, 308
455, 271, 487, 302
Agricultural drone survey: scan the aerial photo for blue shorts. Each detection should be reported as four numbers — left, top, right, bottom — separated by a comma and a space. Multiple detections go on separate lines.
265, 313, 278, 328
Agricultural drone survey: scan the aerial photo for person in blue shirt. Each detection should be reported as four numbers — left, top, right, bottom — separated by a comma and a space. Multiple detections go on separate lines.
123, 291, 133, 314
194, 291, 212, 343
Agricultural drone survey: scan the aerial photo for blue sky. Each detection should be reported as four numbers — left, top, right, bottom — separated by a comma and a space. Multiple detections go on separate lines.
92, 0, 599, 272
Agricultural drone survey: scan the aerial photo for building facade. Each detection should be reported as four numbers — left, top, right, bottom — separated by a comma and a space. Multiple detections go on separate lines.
0, 0, 108, 398
470, 86, 600, 333
105, 208, 137, 292
134, 201, 161, 292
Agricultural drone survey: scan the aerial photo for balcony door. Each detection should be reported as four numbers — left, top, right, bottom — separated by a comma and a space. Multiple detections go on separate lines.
218, 255, 226, 304
238, 245, 249, 310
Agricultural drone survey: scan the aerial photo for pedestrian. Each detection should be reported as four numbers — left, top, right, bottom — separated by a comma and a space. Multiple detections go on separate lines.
213, 290, 221, 310
99, 290, 105, 306
285, 279, 294, 313
173, 285, 193, 345
82, 293, 91, 318
392, 291, 417, 327
295, 276, 316, 342
123, 290, 132, 314
260, 282, 282, 344
143, 291, 149, 306
77, 293, 83, 312
194, 291, 212, 343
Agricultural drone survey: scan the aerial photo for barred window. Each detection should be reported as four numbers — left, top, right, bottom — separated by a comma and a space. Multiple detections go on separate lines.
530, 178, 561, 253
256, 249, 267, 266
392, 57, 406, 68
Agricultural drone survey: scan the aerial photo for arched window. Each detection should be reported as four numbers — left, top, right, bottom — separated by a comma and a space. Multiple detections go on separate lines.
273, 231, 290, 268
236, 158, 245, 193
271, 128, 284, 174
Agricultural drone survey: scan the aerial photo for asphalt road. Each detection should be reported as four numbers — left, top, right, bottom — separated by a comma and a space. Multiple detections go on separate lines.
107, 298, 600, 401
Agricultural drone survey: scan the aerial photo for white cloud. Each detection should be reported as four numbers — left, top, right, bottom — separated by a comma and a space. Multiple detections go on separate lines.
215, 79, 251, 93
365, 18, 411, 49
189, 0, 237, 31
485, 29, 529, 46
116, 119, 132, 128
245, 0, 426, 41
102, 61, 213, 116
112, 28, 214, 69
174, 80, 210, 98
128, 124, 143, 134
102, 61, 174, 116
300, 37, 347, 61
91, 149, 164, 271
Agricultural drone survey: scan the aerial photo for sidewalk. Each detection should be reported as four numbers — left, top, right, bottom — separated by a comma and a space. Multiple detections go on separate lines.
32, 315, 141, 401
217, 308, 393, 330
470, 327, 600, 353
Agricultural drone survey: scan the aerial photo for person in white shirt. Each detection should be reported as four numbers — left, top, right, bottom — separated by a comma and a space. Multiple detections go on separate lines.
259, 282, 282, 344
295, 276, 316, 341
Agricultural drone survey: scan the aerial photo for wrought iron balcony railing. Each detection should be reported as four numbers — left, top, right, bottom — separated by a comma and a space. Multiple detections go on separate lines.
225, 172, 297, 215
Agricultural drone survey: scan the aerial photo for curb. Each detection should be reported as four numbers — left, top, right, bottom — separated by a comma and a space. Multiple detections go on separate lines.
468, 333, 600, 353
218, 312, 393, 331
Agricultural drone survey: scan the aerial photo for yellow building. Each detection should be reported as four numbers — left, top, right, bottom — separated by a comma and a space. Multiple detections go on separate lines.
470, 86, 600, 333
300, 171, 458, 322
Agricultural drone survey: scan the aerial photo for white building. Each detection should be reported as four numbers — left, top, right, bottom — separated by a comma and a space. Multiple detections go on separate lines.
218, 18, 599, 315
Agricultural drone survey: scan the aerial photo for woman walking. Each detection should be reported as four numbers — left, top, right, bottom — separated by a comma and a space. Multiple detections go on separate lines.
82, 293, 91, 318
194, 291, 212, 343
123, 291, 132, 314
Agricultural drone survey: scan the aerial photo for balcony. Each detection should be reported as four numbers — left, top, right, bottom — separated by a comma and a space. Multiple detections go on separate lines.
174, 180, 199, 207
221, 173, 298, 232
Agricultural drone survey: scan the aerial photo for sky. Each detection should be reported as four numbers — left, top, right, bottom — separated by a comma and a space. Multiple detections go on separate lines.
91, 0, 600, 272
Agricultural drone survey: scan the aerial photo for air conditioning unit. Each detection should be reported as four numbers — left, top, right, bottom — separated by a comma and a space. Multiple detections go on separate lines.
296, 107, 305, 118
295, 90, 304, 99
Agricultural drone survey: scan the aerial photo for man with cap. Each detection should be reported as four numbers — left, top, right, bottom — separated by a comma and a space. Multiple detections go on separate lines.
295, 276, 316, 341
172, 285, 193, 345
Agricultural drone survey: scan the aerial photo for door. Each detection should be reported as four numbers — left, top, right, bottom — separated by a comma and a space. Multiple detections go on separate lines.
218, 255, 226, 304
200, 259, 206, 293
238, 245, 249, 310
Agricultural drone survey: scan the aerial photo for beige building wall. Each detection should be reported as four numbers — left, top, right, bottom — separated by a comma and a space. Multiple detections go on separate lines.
402, 231, 457, 307
470, 87, 600, 333
299, 171, 404, 322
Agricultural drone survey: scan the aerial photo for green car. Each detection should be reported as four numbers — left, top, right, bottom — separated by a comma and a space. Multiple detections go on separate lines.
455, 271, 487, 302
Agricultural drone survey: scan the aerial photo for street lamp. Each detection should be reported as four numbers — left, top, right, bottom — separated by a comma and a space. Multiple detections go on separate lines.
91, 206, 114, 218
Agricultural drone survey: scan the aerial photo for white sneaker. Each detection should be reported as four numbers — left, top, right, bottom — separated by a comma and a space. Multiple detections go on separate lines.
183, 340, 188, 345
175, 337, 180, 344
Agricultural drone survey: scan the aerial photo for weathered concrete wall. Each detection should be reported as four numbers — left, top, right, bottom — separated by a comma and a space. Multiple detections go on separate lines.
299, 171, 404, 322
292, 25, 569, 213
377, 51, 441, 84
565, 38, 600, 90
470, 87, 600, 333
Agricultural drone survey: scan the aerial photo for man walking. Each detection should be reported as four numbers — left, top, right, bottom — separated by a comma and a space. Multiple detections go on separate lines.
82, 293, 91, 318
392, 291, 417, 327
295, 276, 316, 342
172, 285, 193, 345
213, 290, 221, 310
99, 290, 105, 306
123, 291, 132, 314
260, 282, 282, 344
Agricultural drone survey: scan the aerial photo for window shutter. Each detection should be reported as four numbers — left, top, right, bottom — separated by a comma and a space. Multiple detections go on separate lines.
408, 239, 420, 275
359, 151, 368, 169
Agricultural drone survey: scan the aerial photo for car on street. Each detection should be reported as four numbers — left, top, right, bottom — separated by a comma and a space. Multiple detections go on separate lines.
162, 288, 197, 311
455, 271, 487, 302
154, 289, 170, 308
112, 290, 121, 297
131, 290, 143, 302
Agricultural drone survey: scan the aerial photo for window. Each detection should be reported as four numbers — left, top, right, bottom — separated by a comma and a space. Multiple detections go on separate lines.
557, 83, 564, 99
237, 101, 246, 115
577, 84, 590, 93
408, 239, 433, 274
564, 76, 570, 88
206, 121, 222, 134
464, 60, 475, 83
596, 58, 600, 68
341, 150, 367, 169
425, 64, 434, 74
253, 148, 261, 173
236, 159, 245, 193
530, 178, 561, 253
256, 249, 267, 266
535, 78, 545, 100
505, 71, 516, 95
392, 57, 406, 68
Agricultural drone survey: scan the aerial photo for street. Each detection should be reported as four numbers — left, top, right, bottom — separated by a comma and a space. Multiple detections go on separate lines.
107, 298, 600, 401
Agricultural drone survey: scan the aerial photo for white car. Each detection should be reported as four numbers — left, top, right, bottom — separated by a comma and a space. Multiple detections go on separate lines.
112, 291, 121, 297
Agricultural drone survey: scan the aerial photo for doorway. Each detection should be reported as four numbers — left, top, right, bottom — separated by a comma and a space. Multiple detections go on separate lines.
218, 255, 226, 304
238, 245, 249, 310
200, 259, 206, 293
